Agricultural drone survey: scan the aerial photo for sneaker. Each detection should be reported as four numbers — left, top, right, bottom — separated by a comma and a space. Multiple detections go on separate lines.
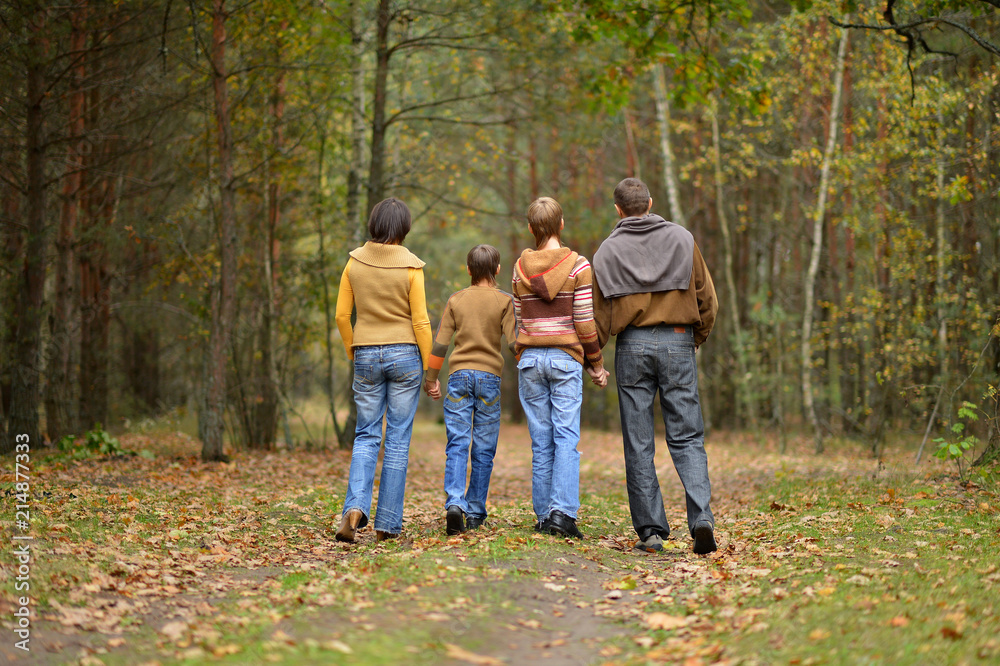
446, 506, 465, 535
634, 534, 664, 552
545, 510, 583, 539
692, 521, 717, 554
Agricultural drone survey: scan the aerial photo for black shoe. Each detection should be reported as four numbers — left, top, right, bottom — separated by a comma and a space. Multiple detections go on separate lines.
546, 510, 583, 539
533, 519, 549, 533
692, 521, 717, 554
446, 506, 465, 535
465, 516, 486, 530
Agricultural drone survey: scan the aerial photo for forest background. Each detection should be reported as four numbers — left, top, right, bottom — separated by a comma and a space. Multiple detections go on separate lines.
1, 0, 998, 470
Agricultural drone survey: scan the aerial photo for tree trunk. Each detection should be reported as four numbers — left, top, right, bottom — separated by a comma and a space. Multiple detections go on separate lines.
4, 8, 48, 453
709, 96, 756, 429
802, 20, 849, 454
250, 37, 287, 451
652, 62, 685, 226
201, 0, 238, 462
935, 98, 948, 384
347, 0, 366, 245
366, 0, 391, 216
78, 93, 118, 433
336, 0, 370, 450
45, 2, 86, 442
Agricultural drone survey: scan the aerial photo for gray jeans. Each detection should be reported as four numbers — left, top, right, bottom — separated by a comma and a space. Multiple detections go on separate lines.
615, 324, 713, 539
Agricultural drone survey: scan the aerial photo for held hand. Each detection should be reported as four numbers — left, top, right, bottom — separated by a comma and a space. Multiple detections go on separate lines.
424, 379, 441, 400
586, 366, 610, 389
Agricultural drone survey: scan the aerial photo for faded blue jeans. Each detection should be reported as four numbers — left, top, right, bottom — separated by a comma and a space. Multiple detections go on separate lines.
615, 325, 713, 539
442, 369, 502, 520
342, 344, 422, 535
517, 348, 583, 522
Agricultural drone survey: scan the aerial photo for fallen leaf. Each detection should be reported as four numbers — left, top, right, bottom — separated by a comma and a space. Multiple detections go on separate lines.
159, 621, 187, 641
889, 616, 909, 627
646, 613, 687, 631
808, 629, 831, 641
443, 643, 504, 665
322, 640, 352, 654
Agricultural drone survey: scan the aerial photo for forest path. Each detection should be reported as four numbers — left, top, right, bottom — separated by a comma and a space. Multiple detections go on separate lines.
4, 420, 993, 665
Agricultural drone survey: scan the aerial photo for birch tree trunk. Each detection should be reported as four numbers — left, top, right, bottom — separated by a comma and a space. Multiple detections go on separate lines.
935, 100, 948, 383
250, 53, 286, 450
652, 62, 685, 226
347, 0, 366, 244
802, 20, 849, 454
337, 0, 370, 449
201, 0, 238, 462
709, 96, 756, 429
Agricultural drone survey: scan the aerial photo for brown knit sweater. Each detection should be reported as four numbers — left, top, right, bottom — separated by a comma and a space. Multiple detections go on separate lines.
425, 285, 517, 384
511, 247, 604, 369
335, 242, 433, 369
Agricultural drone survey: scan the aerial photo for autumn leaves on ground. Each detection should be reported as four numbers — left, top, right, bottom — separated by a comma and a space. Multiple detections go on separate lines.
3, 420, 999, 666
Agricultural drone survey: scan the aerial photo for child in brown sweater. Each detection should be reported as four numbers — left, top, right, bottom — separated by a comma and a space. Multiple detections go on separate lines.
424, 245, 516, 534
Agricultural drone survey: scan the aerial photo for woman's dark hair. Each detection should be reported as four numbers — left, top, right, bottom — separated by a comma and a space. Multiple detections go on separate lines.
467, 244, 501, 285
367, 197, 412, 244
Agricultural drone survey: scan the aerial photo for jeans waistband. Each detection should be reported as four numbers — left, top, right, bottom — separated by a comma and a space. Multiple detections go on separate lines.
620, 324, 693, 339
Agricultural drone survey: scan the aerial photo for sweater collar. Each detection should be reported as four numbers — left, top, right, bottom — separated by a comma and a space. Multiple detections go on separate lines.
349, 241, 425, 269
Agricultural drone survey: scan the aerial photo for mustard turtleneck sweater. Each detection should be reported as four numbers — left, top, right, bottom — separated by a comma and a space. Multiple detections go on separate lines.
335, 241, 432, 369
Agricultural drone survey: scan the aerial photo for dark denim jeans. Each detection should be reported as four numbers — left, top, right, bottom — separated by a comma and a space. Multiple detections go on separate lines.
342, 344, 422, 535
517, 347, 583, 521
442, 369, 502, 520
615, 325, 713, 538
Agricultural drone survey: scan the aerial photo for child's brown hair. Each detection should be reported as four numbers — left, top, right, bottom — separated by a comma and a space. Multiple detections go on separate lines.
526, 197, 562, 247
467, 244, 500, 286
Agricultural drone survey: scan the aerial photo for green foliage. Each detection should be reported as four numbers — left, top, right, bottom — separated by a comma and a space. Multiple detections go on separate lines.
56, 425, 132, 459
933, 401, 979, 469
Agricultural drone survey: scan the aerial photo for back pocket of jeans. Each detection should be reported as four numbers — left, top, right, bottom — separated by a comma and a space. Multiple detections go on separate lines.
353, 361, 377, 392
666, 348, 697, 386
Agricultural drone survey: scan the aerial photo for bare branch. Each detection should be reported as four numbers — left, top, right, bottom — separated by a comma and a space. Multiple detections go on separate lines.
828, 16, 1000, 58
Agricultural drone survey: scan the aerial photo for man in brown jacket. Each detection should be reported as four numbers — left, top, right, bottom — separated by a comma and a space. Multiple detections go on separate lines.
592, 178, 719, 554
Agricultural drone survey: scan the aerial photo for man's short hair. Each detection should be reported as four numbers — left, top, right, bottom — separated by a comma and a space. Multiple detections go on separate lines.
467, 244, 500, 285
367, 197, 411, 244
526, 197, 562, 247
614, 178, 651, 217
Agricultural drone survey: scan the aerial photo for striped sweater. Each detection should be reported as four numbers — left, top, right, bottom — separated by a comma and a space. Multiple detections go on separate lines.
511, 246, 604, 369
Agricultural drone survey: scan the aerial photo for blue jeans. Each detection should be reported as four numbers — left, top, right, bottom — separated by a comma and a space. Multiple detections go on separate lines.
615, 325, 713, 539
517, 348, 583, 521
342, 344, 422, 534
442, 369, 502, 520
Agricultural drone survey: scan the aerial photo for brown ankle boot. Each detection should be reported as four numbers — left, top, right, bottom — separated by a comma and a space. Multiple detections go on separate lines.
375, 530, 397, 542
336, 509, 363, 543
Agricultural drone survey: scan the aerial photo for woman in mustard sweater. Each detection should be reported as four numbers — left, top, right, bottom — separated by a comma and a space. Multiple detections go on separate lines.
334, 198, 431, 543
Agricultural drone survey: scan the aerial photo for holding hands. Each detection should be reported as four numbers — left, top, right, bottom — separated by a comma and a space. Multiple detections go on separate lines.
424, 378, 441, 400
586, 365, 610, 388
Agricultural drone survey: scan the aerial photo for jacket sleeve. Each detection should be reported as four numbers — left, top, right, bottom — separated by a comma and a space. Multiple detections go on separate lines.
408, 267, 433, 369
572, 260, 604, 370
425, 295, 456, 384
692, 242, 718, 347
335, 260, 355, 360
592, 273, 612, 350
501, 294, 517, 355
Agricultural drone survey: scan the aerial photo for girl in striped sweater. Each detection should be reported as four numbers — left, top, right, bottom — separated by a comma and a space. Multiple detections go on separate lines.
512, 197, 609, 539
